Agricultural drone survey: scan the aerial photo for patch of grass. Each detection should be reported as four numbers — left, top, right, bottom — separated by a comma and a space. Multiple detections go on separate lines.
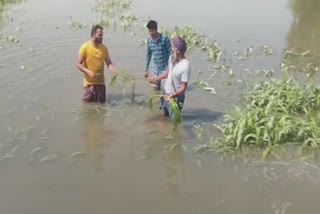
120, 14, 138, 31
0, 0, 25, 35
147, 93, 182, 127
281, 48, 320, 77
0, 0, 24, 13
147, 92, 163, 110
161, 26, 204, 52
93, 0, 130, 17
193, 81, 216, 94
201, 41, 223, 63
194, 78, 320, 158
161, 26, 222, 62
92, 0, 131, 31
68, 17, 88, 29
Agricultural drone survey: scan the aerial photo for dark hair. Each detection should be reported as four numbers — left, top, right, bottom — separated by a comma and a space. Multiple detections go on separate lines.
146, 20, 157, 30
91, 24, 103, 37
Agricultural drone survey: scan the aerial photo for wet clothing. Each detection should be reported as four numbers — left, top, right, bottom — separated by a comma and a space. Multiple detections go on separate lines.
82, 85, 106, 103
160, 94, 185, 117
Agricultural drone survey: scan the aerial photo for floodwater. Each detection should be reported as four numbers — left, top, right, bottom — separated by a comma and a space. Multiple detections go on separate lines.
0, 0, 320, 213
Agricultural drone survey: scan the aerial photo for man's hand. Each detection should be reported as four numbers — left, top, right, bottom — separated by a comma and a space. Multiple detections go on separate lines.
144, 72, 149, 79
108, 64, 116, 74
86, 70, 95, 78
148, 76, 158, 83
165, 94, 174, 101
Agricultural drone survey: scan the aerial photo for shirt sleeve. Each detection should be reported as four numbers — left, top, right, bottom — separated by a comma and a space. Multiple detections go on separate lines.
79, 43, 87, 57
181, 62, 191, 83
145, 39, 152, 71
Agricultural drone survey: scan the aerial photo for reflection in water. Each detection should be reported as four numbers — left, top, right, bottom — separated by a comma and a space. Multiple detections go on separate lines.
82, 104, 108, 172
286, 0, 320, 67
288, 0, 320, 54
143, 120, 187, 210
163, 138, 186, 199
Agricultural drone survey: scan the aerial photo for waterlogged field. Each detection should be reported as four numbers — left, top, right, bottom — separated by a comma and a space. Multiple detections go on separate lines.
1, 0, 320, 213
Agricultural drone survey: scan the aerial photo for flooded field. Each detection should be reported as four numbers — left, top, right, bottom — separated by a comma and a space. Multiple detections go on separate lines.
1, 0, 320, 213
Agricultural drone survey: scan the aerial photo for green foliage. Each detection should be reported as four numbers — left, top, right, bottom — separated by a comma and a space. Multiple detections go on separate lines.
194, 79, 320, 158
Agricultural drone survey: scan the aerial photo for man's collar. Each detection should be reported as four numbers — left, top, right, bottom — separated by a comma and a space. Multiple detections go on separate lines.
152, 33, 162, 42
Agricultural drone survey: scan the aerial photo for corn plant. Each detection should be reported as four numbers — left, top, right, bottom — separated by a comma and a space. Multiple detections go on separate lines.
194, 78, 320, 158
110, 70, 143, 100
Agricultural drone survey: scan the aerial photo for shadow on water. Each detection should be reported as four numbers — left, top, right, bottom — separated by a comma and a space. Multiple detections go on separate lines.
182, 108, 223, 123
107, 93, 146, 105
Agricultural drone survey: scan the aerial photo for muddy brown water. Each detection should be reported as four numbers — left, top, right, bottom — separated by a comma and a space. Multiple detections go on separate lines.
1, 0, 320, 213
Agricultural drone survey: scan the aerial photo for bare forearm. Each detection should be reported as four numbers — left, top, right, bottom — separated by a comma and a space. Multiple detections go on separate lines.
108, 63, 116, 73
105, 54, 115, 70
77, 64, 90, 74
156, 70, 169, 81
172, 86, 186, 97
106, 59, 116, 73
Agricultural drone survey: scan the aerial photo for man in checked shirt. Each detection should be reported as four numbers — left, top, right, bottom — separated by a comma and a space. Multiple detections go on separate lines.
144, 20, 172, 90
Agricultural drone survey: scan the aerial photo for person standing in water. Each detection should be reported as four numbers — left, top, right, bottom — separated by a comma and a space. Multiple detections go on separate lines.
77, 24, 116, 103
149, 37, 191, 118
144, 20, 172, 90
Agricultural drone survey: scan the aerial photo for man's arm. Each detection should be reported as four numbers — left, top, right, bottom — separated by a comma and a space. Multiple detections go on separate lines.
167, 64, 190, 99
144, 40, 152, 78
77, 55, 94, 78
167, 82, 188, 99
148, 69, 169, 83
105, 54, 116, 74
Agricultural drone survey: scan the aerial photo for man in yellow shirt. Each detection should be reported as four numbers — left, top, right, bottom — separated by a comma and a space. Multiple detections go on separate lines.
77, 24, 116, 103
